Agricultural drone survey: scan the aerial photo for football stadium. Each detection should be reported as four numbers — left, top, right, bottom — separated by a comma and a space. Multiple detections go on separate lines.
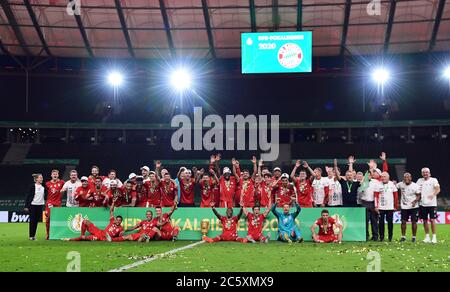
0, 0, 449, 276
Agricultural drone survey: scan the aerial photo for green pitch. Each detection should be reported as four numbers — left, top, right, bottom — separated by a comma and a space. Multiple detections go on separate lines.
0, 223, 449, 272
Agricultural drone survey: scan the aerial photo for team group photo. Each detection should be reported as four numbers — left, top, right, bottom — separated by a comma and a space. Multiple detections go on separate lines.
0, 0, 449, 275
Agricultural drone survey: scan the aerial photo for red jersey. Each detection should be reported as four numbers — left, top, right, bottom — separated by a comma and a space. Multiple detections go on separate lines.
246, 213, 266, 237
134, 184, 149, 207
145, 180, 161, 207
239, 178, 255, 207
315, 217, 336, 236
200, 179, 215, 208
106, 188, 125, 207
74, 185, 92, 207
160, 181, 177, 207
220, 216, 239, 238
121, 187, 137, 206
219, 177, 237, 207
88, 175, 106, 188
45, 179, 65, 206
90, 185, 107, 207
104, 216, 124, 238
179, 178, 195, 205
152, 213, 173, 233
138, 220, 156, 232
294, 179, 313, 207
274, 184, 296, 207
255, 182, 271, 207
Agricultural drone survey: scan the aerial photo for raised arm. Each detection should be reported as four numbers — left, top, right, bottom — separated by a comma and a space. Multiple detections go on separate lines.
109, 199, 116, 218
258, 159, 263, 176
380, 152, 388, 173
271, 198, 280, 218
211, 205, 222, 220
348, 156, 355, 173
292, 198, 301, 218
236, 206, 244, 220
291, 160, 301, 180
155, 160, 162, 181
303, 161, 316, 180
251, 156, 257, 177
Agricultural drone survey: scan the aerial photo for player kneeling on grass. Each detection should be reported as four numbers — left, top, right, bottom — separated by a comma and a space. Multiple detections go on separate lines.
243, 202, 271, 243
203, 201, 248, 243
153, 205, 180, 241
271, 197, 303, 243
311, 209, 342, 243
67, 200, 123, 241
113, 210, 161, 242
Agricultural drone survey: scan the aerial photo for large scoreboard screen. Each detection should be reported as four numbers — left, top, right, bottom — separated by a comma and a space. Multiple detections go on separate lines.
241, 31, 312, 74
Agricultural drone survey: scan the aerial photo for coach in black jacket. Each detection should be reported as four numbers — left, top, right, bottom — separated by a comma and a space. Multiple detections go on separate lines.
24, 173, 47, 240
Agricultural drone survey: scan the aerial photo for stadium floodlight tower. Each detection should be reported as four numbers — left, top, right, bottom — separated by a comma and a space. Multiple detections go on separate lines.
170, 68, 192, 92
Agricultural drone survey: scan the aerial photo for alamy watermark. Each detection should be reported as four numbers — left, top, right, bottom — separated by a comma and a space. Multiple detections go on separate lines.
66, 0, 81, 16
366, 251, 381, 272
170, 107, 280, 161
367, 0, 381, 16
66, 251, 81, 272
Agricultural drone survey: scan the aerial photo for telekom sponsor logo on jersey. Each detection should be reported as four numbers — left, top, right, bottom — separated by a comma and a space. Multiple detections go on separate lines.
170, 107, 280, 161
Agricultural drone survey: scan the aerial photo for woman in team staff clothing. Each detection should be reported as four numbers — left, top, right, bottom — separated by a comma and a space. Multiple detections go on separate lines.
374, 172, 398, 242
45, 169, 64, 240
290, 160, 314, 208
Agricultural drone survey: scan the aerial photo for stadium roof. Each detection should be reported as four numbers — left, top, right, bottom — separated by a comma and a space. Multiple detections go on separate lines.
0, 0, 449, 59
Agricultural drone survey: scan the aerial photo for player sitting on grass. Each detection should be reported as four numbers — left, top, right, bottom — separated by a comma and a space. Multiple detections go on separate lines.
112, 210, 161, 242
67, 199, 123, 241
153, 205, 180, 241
242, 202, 271, 243
203, 201, 248, 243
311, 209, 342, 243
271, 196, 303, 243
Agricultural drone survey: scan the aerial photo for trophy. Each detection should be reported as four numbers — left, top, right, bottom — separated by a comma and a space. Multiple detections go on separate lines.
200, 219, 210, 236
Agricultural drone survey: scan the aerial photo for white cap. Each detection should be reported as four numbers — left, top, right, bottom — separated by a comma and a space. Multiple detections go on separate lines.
281, 173, 289, 179
128, 173, 137, 180
184, 169, 192, 175
80, 176, 88, 181
223, 167, 231, 174
140, 166, 150, 172
273, 167, 281, 172
374, 168, 382, 175
110, 179, 117, 186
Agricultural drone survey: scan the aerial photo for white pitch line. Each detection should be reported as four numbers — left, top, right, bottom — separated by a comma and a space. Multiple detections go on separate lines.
109, 240, 205, 272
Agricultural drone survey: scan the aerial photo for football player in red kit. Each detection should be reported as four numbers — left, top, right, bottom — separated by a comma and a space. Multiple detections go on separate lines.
113, 210, 161, 242
272, 173, 297, 207
238, 156, 258, 208
153, 205, 180, 241
178, 169, 196, 206
121, 181, 137, 207
67, 200, 123, 241
133, 176, 149, 207
160, 172, 178, 207
254, 173, 272, 208
311, 209, 343, 243
44, 169, 65, 239
291, 160, 314, 208
243, 203, 271, 243
203, 201, 247, 243
74, 176, 93, 207
146, 171, 161, 207
198, 170, 218, 208
88, 165, 105, 188
90, 177, 108, 207
106, 180, 126, 207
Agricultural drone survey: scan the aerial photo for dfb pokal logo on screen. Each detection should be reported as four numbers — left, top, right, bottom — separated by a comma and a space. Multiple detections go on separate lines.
278, 43, 303, 69
171, 107, 280, 161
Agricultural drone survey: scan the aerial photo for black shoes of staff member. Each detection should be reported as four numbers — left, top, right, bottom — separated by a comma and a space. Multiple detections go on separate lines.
400, 237, 406, 243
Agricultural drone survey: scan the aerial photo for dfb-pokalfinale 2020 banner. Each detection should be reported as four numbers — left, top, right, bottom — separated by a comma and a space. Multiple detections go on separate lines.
50, 207, 366, 241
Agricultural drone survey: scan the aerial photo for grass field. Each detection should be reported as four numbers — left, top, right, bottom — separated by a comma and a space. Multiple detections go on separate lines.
0, 223, 449, 272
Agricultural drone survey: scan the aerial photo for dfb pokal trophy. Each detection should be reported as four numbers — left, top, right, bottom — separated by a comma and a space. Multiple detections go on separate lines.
200, 219, 210, 236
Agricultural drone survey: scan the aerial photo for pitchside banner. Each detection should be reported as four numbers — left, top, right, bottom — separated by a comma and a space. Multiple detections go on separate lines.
50, 207, 365, 241
241, 31, 312, 74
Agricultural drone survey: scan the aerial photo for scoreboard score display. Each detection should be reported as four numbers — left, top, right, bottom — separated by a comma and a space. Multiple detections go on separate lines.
241, 31, 312, 74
